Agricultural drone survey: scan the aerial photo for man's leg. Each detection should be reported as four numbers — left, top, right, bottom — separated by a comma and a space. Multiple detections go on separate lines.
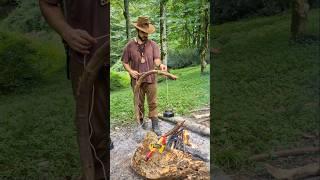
146, 83, 161, 136
133, 82, 146, 125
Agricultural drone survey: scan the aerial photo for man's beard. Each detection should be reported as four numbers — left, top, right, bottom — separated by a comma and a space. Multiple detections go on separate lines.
138, 33, 148, 42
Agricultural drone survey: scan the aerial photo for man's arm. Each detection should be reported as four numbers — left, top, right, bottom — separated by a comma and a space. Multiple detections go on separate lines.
122, 62, 139, 79
154, 58, 167, 71
39, 0, 97, 54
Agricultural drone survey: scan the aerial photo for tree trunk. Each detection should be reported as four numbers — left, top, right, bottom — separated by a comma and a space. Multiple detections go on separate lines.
160, 0, 168, 65
291, 0, 310, 40
200, 1, 209, 73
123, 0, 131, 41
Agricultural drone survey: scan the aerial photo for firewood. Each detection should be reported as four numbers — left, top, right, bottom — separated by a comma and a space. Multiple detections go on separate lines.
265, 163, 320, 180
249, 147, 320, 161
131, 131, 209, 179
159, 116, 210, 137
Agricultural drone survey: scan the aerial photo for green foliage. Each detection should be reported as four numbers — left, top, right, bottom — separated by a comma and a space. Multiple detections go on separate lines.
1, 0, 50, 32
211, 9, 319, 171
0, 31, 40, 93
0, 31, 64, 94
110, 70, 130, 91
167, 48, 200, 69
213, 0, 320, 24
110, 0, 209, 66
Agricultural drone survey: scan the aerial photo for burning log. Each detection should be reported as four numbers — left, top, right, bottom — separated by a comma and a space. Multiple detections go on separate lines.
265, 163, 320, 180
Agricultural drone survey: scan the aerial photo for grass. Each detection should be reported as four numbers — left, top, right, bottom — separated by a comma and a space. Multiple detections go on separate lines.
110, 66, 210, 126
211, 9, 320, 172
0, 30, 82, 178
0, 70, 82, 178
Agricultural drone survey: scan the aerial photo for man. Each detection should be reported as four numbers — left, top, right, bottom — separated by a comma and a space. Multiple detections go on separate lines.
122, 16, 167, 136
39, 0, 110, 179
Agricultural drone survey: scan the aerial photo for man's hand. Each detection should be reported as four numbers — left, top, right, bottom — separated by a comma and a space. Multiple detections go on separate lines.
39, 1, 96, 55
62, 28, 97, 55
159, 64, 167, 71
129, 70, 140, 79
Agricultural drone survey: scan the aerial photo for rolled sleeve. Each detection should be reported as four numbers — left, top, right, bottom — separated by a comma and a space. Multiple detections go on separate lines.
121, 45, 130, 64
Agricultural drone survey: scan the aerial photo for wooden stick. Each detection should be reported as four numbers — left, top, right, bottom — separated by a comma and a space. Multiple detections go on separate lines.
250, 147, 320, 161
159, 116, 210, 137
76, 41, 109, 180
133, 70, 177, 124
265, 163, 320, 180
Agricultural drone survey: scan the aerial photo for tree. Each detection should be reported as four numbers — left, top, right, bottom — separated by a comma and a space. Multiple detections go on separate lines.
123, 0, 131, 41
160, 0, 168, 65
200, 0, 209, 73
291, 0, 310, 40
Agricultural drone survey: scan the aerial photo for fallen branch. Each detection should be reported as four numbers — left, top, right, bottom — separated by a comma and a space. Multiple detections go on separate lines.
265, 163, 320, 180
198, 117, 210, 123
249, 147, 320, 161
191, 113, 210, 119
159, 116, 210, 137
190, 107, 210, 113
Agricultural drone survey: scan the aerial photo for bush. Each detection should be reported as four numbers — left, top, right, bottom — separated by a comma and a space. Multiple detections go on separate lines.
0, 31, 41, 93
1, 0, 50, 32
111, 58, 125, 72
110, 70, 130, 91
0, 31, 64, 94
167, 48, 200, 69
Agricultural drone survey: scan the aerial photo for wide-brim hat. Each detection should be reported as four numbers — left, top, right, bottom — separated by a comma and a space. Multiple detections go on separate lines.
132, 16, 155, 34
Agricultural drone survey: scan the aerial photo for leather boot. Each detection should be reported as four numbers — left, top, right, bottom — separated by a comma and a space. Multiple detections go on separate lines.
139, 118, 147, 129
108, 137, 114, 150
151, 117, 162, 136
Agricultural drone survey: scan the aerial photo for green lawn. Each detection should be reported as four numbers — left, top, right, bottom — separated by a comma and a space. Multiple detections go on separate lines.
211, 9, 319, 171
0, 71, 82, 178
110, 66, 210, 126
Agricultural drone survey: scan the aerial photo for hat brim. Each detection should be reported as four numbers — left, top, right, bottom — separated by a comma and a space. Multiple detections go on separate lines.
132, 23, 155, 34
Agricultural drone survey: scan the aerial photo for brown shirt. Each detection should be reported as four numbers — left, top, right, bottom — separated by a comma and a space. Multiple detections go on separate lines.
122, 39, 160, 84
42, 0, 109, 65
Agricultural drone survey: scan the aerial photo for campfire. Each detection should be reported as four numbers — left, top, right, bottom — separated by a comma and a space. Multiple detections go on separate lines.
130, 121, 210, 179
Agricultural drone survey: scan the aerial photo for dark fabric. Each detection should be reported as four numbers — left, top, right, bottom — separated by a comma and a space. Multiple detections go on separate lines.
122, 39, 160, 86
42, 0, 110, 79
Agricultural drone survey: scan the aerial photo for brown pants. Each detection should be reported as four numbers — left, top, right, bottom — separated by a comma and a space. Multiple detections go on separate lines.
132, 82, 158, 119
70, 58, 108, 180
